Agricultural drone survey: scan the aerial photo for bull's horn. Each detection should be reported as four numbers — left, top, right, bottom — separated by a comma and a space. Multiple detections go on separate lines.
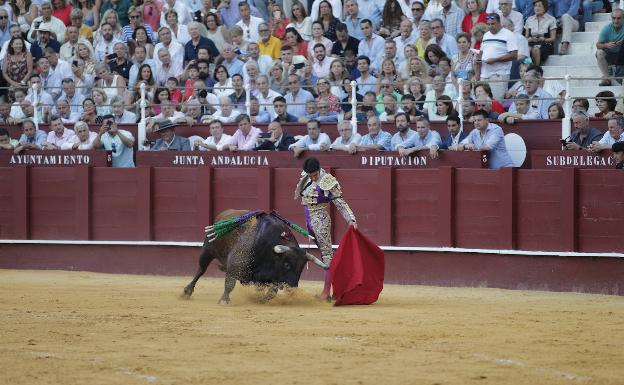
305, 252, 328, 270
273, 245, 292, 254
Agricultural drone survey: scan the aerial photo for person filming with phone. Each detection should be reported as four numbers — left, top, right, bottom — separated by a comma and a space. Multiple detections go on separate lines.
92, 114, 136, 167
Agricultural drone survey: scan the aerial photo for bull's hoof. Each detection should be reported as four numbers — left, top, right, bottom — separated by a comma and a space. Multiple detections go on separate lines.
218, 298, 231, 305
182, 286, 194, 299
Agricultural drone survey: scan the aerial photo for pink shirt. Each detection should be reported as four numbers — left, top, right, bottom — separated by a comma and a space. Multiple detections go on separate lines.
229, 126, 262, 150
46, 128, 77, 148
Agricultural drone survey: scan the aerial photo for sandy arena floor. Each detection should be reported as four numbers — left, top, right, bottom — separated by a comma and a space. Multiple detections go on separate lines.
0, 270, 623, 385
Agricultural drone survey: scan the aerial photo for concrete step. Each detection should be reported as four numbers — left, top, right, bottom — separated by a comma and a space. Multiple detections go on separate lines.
569, 86, 622, 98
568, 42, 596, 55
592, 12, 612, 22
542, 65, 600, 78
545, 54, 598, 66
585, 20, 609, 32
570, 31, 599, 43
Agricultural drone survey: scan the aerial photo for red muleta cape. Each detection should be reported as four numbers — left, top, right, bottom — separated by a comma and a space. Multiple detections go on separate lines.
330, 227, 385, 306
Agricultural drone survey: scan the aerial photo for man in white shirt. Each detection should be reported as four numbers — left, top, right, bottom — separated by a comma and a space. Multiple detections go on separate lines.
289, 119, 332, 157
479, 13, 517, 101
194, 119, 232, 150
61, 121, 97, 149
56, 78, 85, 116
312, 43, 335, 79
159, 0, 193, 28
147, 100, 186, 130
94, 23, 121, 62
331, 120, 361, 154
28, 1, 66, 44
210, 96, 242, 124
128, 46, 157, 88
153, 27, 184, 71
253, 74, 281, 118
59, 25, 92, 63
236, 1, 264, 44
429, 18, 458, 58
111, 96, 137, 123
155, 47, 182, 86
497, 0, 523, 35
358, 19, 384, 66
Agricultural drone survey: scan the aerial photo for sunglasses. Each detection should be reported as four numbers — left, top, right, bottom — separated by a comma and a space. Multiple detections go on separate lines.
485, 15, 497, 20
0, 16, 7, 19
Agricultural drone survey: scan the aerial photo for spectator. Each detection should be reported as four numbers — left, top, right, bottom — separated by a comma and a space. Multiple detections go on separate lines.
212, 65, 234, 98
94, 22, 121, 62
331, 120, 361, 153
152, 27, 184, 71
429, 18, 458, 59
340, 76, 362, 120
289, 118, 331, 157
433, 0, 464, 38
226, 73, 246, 111
245, 42, 273, 76
456, 109, 514, 169
497, 0, 523, 35
581, 0, 606, 32
311, 43, 335, 79
309, 0, 342, 21
415, 20, 432, 58
524, 0, 556, 66
255, 121, 295, 151
255, 75, 281, 118
424, 44, 445, 77
315, 77, 339, 112
162, 9, 190, 46
8, 88, 27, 122
430, 94, 456, 122
343, 0, 365, 41
203, 12, 230, 52
257, 22, 282, 59
60, 120, 97, 149
343, 50, 360, 79
379, 93, 403, 122
29, 2, 66, 44
249, 96, 270, 123
499, 94, 540, 124
55, 98, 79, 123
159, 0, 192, 28
358, 19, 384, 66
355, 55, 377, 96
332, 22, 359, 58
474, 82, 505, 113
470, 22, 487, 50
69, 7, 93, 42
479, 13, 517, 101
0, 8, 12, 48
122, 6, 156, 44
452, 32, 477, 81
0, 127, 17, 150
589, 116, 624, 152
424, 75, 456, 115
409, 1, 425, 31
221, 43, 245, 76
184, 21, 218, 65
548, 1, 578, 56
356, 115, 392, 151
327, 60, 348, 98
96, 10, 123, 43
284, 73, 315, 117
514, 0, 535, 20
613, 141, 624, 169
462, 0, 486, 37
42, 114, 76, 149
131, 26, 156, 60
147, 100, 186, 129
394, 20, 417, 62
572, 98, 590, 113
316, 0, 339, 41
95, 63, 126, 100
80, 96, 101, 123
13, 1, 38, 37
13, 119, 47, 153
128, 46, 157, 89
438, 114, 468, 150
286, 0, 312, 41
150, 119, 191, 150
565, 110, 604, 150
285, 27, 309, 59
59, 25, 89, 63
594, 90, 622, 118
183, 98, 205, 124
390, 112, 416, 150
377, 0, 403, 39
210, 95, 241, 124
226, 113, 263, 151
111, 95, 137, 123
272, 95, 298, 123
52, 0, 73, 27
194, 119, 232, 151
3, 37, 33, 88
397, 115, 441, 157
401, 93, 424, 121
236, 1, 264, 44
30, 23, 62, 60
373, 41, 402, 79
91, 114, 133, 165
154, 47, 182, 87
307, 21, 332, 59
474, 96, 500, 121
508, 71, 551, 119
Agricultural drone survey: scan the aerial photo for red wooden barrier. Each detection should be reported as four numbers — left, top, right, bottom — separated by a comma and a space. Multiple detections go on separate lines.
0, 165, 622, 252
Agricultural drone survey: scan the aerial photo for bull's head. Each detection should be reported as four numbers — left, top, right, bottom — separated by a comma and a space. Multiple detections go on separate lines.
273, 245, 328, 269
271, 244, 327, 288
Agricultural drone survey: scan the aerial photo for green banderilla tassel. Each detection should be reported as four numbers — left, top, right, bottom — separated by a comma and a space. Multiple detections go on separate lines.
289, 222, 311, 238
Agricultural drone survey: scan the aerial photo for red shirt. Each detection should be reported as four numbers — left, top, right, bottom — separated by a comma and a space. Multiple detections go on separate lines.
53, 5, 72, 26
461, 12, 487, 38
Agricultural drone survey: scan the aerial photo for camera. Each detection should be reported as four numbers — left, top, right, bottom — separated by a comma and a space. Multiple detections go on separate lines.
106, 53, 117, 60
259, 132, 271, 139
560, 137, 571, 145
199, 89, 208, 99
35, 21, 41, 29
293, 62, 304, 70
72, 60, 78, 66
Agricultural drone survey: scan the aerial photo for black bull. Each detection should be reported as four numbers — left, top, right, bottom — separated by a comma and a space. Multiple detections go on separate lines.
183, 210, 327, 304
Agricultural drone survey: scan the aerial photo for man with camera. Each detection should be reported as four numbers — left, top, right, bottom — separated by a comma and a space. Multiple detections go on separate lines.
563, 110, 604, 151
255, 121, 295, 151
30, 23, 62, 61
28, 2, 66, 44
92, 114, 135, 167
